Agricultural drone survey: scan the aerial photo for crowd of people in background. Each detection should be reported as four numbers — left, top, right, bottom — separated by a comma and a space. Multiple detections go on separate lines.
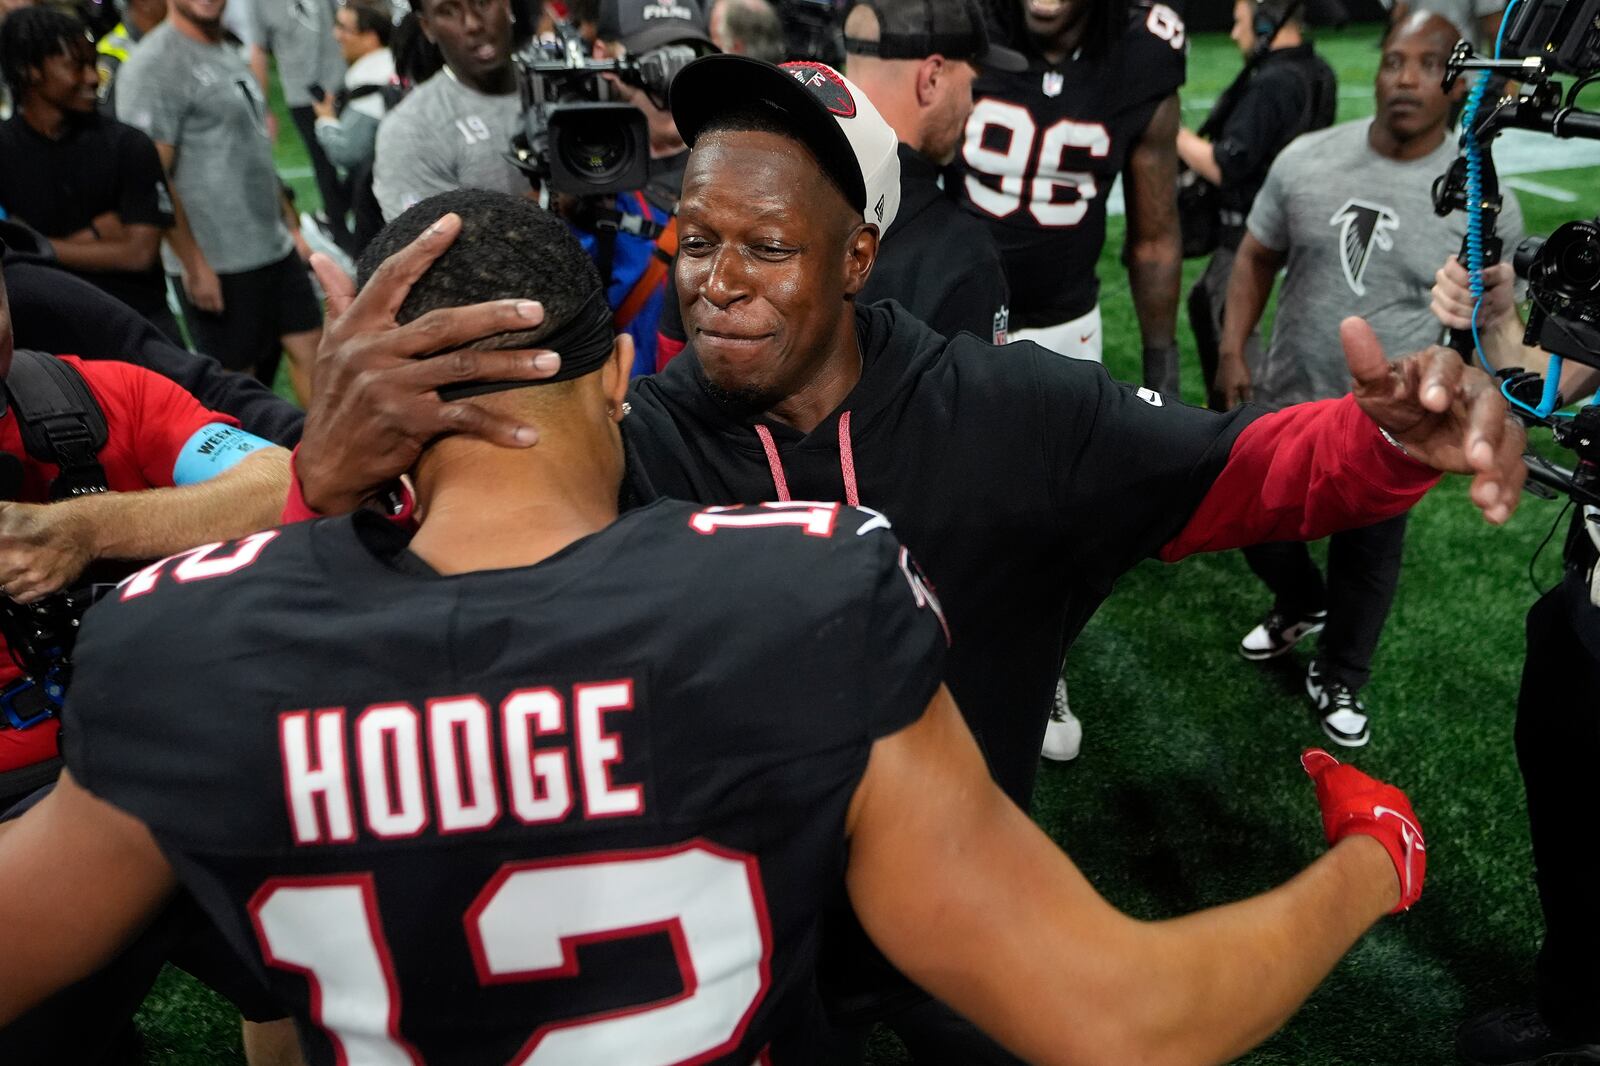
4, 0, 1599, 1062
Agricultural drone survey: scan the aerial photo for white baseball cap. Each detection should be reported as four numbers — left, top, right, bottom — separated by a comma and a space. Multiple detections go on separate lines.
670, 55, 902, 234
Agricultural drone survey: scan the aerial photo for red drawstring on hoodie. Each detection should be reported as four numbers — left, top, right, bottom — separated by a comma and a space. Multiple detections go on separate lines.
753, 412, 860, 507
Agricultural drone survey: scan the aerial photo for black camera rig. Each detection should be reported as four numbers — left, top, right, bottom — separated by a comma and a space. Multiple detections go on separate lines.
508, 22, 699, 197
0, 585, 109, 730
1433, 0, 1600, 508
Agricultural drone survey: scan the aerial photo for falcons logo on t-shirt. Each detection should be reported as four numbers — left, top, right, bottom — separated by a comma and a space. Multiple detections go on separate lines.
1329, 199, 1399, 297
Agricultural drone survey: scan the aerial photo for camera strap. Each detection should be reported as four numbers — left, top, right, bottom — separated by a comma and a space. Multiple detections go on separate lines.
2, 351, 110, 501
615, 192, 679, 331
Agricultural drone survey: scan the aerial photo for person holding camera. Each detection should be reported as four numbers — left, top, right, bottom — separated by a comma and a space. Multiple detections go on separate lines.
0, 233, 291, 803
1432, 248, 1600, 1066
1178, 0, 1336, 403
577, 0, 713, 373
1215, 11, 1522, 748
371, 0, 526, 221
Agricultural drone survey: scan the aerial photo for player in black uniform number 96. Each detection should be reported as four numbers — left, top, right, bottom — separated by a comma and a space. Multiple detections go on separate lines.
0, 188, 1432, 1065
952, 0, 1185, 389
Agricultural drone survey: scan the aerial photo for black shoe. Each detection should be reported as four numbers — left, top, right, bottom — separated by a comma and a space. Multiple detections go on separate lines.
1239, 606, 1326, 661
1457, 1005, 1600, 1065
1305, 660, 1370, 748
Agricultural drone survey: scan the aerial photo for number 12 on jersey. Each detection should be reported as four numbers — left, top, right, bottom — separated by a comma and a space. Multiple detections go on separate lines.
249, 843, 773, 1064
963, 102, 1111, 228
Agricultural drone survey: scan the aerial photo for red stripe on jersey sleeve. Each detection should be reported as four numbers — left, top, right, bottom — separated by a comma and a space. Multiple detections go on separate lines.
1158, 394, 1439, 562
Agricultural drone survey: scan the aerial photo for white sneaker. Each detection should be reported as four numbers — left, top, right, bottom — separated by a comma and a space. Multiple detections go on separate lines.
1041, 678, 1082, 762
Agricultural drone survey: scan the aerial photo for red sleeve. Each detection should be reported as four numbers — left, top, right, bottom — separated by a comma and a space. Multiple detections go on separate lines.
1158, 394, 1440, 562
73, 357, 238, 489
280, 448, 322, 524
280, 446, 416, 526
655, 332, 687, 373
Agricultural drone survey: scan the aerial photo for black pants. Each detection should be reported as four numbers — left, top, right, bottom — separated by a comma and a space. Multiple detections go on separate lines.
1241, 512, 1409, 690
1187, 239, 1261, 408
1516, 563, 1600, 1039
288, 105, 354, 255
0, 786, 288, 1064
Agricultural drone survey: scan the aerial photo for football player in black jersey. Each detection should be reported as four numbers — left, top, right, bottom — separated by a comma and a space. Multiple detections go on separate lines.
291, 57, 1529, 1061
953, 0, 1184, 389
0, 189, 1431, 1065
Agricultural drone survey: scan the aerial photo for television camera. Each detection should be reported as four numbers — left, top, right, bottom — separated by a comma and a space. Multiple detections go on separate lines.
508, 22, 699, 197
1433, 0, 1600, 509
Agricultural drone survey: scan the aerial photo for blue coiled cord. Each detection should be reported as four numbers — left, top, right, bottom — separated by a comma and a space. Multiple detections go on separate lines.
1464, 0, 1572, 418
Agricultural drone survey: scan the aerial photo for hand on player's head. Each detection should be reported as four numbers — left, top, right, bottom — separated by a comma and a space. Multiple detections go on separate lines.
298, 202, 579, 515
1343, 317, 1527, 525
1302, 749, 1425, 913
1431, 259, 1516, 332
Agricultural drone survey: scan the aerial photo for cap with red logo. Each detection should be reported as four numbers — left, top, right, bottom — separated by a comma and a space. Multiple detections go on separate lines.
669, 54, 902, 233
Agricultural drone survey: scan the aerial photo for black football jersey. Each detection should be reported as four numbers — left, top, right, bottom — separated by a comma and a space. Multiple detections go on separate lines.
952, 1, 1187, 327
61, 500, 946, 1065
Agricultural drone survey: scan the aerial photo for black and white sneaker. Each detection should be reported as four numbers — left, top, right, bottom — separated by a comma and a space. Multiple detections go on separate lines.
1306, 661, 1370, 748
1239, 607, 1327, 661
1456, 1004, 1600, 1065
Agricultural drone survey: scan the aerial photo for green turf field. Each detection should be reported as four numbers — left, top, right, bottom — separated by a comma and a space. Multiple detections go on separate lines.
131, 20, 1600, 1064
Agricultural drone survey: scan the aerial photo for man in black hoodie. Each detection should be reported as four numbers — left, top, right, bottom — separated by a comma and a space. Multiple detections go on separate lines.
288, 56, 1527, 1060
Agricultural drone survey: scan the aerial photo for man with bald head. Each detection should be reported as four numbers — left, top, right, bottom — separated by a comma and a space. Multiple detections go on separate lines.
1214, 10, 1523, 750
845, 0, 1017, 347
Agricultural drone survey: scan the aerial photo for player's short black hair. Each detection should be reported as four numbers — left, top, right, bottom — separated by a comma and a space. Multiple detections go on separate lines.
355, 189, 605, 353
697, 102, 856, 225
0, 6, 93, 101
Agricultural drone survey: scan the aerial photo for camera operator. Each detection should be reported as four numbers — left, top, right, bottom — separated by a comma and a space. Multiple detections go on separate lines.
371, 0, 527, 221
1432, 250, 1600, 1066
844, 0, 1021, 346
572, 0, 713, 371
0, 237, 291, 798
1178, 0, 1336, 403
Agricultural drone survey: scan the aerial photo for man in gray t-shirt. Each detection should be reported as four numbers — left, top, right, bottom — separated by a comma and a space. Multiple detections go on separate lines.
117, 0, 322, 395
251, 0, 350, 250
371, 0, 526, 221
1214, 11, 1523, 749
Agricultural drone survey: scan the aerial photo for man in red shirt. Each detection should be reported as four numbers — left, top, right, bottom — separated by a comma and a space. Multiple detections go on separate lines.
0, 237, 292, 799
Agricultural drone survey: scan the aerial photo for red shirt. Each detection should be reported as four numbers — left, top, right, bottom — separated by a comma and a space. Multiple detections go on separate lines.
0, 357, 237, 774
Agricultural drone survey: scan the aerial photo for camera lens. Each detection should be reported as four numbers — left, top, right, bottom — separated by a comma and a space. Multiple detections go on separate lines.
557, 117, 631, 182
1545, 221, 1600, 297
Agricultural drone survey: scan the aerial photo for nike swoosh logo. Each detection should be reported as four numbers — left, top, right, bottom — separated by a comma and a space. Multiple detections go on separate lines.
1373, 805, 1425, 899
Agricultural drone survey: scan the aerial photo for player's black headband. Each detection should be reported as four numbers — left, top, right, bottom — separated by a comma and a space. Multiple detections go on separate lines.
436, 288, 615, 401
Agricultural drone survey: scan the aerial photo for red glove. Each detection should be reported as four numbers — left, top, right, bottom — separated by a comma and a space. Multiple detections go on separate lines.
1301, 749, 1426, 913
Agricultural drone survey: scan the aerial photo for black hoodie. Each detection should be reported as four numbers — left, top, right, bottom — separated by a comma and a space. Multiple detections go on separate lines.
1, 220, 304, 445
625, 300, 1437, 808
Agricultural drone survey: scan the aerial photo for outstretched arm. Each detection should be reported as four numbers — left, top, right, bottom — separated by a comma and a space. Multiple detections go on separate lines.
847, 686, 1403, 1066
0, 446, 290, 603
0, 770, 175, 1027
